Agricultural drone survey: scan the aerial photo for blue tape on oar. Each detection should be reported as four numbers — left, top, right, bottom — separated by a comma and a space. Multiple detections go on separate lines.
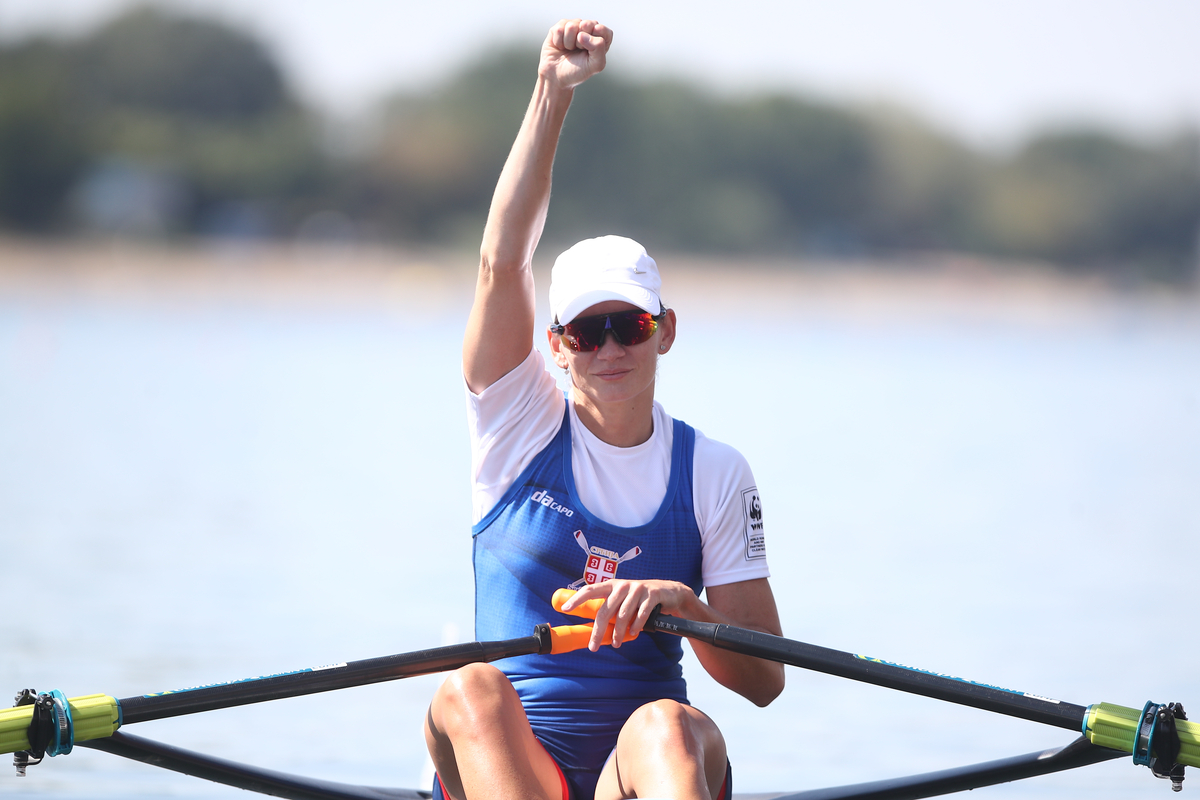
46, 689, 74, 757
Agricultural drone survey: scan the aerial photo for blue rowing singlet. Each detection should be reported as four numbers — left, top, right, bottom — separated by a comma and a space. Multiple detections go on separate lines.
472, 401, 704, 794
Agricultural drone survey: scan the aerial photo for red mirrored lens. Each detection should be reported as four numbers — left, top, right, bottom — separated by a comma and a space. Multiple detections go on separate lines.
561, 312, 659, 352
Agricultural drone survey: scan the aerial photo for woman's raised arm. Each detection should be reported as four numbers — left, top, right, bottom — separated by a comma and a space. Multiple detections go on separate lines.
464, 19, 613, 393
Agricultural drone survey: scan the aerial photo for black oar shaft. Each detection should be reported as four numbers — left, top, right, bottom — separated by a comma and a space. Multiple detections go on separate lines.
766, 736, 1122, 800
82, 729, 1121, 800
83, 731, 427, 800
649, 614, 1088, 731
120, 633, 545, 724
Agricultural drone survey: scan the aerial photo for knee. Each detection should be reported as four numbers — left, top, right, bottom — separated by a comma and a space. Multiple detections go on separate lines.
620, 700, 727, 794
443, 662, 511, 697
624, 699, 704, 752
432, 663, 514, 735
632, 699, 692, 729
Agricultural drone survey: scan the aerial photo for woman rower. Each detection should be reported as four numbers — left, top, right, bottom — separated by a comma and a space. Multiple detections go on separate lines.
423, 18, 784, 800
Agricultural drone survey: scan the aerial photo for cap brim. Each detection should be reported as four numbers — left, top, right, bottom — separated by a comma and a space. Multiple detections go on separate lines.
557, 285, 661, 324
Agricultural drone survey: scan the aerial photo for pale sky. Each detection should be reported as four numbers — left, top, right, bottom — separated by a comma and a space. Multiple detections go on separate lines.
2, 0, 1197, 148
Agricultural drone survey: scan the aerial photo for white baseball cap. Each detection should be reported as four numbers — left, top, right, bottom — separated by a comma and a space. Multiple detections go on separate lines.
549, 236, 663, 324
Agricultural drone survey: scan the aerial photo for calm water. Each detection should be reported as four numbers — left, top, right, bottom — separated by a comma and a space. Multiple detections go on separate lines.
1, 263, 1197, 799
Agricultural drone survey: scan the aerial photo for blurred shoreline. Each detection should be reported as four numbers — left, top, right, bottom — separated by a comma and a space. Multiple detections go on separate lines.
1, 235, 1197, 326
0, 235, 479, 314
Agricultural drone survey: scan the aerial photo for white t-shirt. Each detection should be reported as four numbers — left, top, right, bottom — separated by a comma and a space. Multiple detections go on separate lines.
467, 348, 769, 588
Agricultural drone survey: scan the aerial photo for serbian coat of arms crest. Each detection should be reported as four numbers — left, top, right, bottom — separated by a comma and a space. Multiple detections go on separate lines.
568, 530, 642, 590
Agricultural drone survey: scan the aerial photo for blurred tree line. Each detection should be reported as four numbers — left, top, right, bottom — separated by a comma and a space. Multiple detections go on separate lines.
0, 6, 327, 238
2, 6, 1197, 282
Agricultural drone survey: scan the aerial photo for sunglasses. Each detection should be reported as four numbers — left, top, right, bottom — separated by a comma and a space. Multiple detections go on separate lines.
550, 310, 665, 352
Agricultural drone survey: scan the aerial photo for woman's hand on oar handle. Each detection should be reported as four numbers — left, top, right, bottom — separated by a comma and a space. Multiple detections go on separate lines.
555, 580, 699, 652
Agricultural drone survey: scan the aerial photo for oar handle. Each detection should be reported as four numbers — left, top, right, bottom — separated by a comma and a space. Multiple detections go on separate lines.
548, 589, 642, 651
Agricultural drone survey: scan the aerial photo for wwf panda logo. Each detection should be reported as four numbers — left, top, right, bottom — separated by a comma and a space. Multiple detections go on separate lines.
748, 494, 762, 523
741, 487, 766, 559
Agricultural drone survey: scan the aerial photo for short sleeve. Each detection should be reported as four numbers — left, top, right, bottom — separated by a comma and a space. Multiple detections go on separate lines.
466, 348, 564, 523
692, 431, 770, 587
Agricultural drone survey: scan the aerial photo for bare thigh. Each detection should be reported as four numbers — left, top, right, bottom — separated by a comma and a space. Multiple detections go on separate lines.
424, 663, 563, 800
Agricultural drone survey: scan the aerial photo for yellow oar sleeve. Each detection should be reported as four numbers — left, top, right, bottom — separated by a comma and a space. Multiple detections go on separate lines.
0, 694, 120, 755
1084, 702, 1200, 767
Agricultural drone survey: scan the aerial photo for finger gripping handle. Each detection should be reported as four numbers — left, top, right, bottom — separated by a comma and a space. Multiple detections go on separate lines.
552, 588, 605, 620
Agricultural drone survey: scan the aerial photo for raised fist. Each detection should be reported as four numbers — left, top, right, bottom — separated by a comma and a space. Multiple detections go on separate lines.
538, 18, 613, 90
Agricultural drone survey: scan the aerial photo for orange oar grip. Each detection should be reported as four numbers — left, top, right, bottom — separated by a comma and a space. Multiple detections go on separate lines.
548, 624, 598, 654
551, 588, 606, 620
548, 622, 639, 654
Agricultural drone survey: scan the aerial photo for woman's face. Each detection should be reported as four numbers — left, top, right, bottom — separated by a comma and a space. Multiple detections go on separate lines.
548, 300, 676, 410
